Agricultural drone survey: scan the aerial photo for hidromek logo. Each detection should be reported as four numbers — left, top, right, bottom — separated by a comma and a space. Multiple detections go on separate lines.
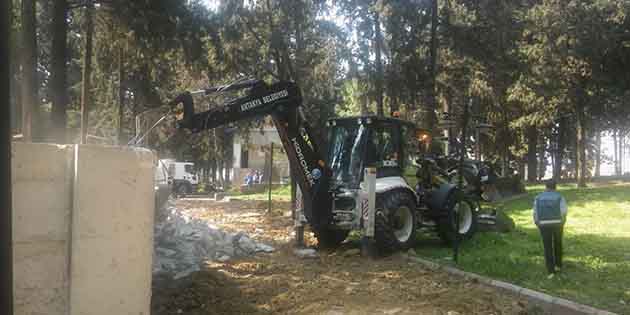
240, 89, 289, 112
291, 137, 314, 186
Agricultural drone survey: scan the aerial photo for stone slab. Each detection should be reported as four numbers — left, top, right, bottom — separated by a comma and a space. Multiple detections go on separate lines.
69, 145, 155, 315
11, 143, 73, 243
13, 241, 69, 315
12, 143, 73, 315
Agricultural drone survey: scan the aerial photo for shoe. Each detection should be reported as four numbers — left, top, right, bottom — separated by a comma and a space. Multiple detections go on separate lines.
547, 273, 555, 279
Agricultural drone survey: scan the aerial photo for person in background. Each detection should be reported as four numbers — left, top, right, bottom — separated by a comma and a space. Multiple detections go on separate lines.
533, 179, 568, 278
244, 170, 254, 187
252, 170, 260, 184
256, 170, 264, 184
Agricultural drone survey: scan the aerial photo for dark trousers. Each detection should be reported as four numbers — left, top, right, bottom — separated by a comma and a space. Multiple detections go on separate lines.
538, 224, 564, 274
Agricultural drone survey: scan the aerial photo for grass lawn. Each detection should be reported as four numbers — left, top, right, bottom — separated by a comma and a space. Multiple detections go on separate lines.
230, 184, 292, 201
413, 182, 630, 314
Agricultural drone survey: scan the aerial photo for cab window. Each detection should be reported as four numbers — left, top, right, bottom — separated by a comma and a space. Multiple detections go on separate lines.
401, 126, 420, 186
366, 124, 399, 168
184, 164, 195, 173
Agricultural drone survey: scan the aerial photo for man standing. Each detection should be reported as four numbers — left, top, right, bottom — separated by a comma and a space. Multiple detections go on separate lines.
533, 180, 568, 278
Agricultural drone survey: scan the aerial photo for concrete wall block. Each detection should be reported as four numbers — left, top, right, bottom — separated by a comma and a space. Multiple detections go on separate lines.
11, 143, 73, 243
12, 142, 72, 315
13, 241, 69, 315
70, 145, 155, 315
11, 143, 73, 181
12, 143, 155, 315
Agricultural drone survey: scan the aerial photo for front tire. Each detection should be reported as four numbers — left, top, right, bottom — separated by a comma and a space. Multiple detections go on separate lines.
437, 197, 478, 244
314, 227, 349, 249
175, 182, 192, 196
374, 190, 417, 254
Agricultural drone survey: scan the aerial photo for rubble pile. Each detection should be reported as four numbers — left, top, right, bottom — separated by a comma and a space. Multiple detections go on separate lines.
153, 199, 274, 279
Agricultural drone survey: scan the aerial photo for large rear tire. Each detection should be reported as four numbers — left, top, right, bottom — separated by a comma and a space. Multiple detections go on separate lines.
437, 197, 478, 245
374, 190, 417, 254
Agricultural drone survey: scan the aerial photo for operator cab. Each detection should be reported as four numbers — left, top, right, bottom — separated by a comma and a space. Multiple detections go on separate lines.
325, 116, 428, 190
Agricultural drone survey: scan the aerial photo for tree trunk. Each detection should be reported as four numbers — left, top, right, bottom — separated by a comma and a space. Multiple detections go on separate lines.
21, 0, 38, 142
620, 132, 625, 175
526, 126, 538, 182
576, 111, 587, 187
1, 0, 13, 312
50, 0, 69, 143
374, 10, 384, 117
613, 130, 620, 176
538, 133, 546, 180
595, 130, 601, 177
293, 1, 305, 87
10, 8, 20, 133
518, 161, 525, 181
223, 129, 232, 186
360, 84, 369, 115
117, 46, 125, 145
553, 118, 565, 181
212, 128, 218, 182
426, 0, 439, 131
80, 0, 94, 144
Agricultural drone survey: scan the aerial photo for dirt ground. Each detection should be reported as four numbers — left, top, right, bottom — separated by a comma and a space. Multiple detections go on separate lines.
151, 198, 534, 315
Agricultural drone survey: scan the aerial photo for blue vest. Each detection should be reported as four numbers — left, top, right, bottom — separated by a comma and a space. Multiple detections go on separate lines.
535, 191, 563, 224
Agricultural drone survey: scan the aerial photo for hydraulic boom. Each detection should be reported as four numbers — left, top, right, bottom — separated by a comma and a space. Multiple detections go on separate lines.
169, 80, 333, 228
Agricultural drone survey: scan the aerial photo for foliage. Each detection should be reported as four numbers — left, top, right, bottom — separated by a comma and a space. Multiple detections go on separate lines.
9, 0, 630, 182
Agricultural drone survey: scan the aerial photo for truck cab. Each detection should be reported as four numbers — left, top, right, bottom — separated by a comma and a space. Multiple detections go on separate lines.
162, 160, 199, 195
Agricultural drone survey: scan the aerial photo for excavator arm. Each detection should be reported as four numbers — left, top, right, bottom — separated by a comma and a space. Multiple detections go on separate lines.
170, 80, 332, 228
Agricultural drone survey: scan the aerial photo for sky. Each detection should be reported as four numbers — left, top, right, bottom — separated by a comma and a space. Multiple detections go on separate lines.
201, 0, 219, 10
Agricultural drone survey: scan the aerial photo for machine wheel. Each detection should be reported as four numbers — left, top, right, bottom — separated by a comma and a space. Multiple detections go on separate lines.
437, 197, 478, 244
175, 182, 192, 196
314, 227, 349, 249
374, 190, 417, 254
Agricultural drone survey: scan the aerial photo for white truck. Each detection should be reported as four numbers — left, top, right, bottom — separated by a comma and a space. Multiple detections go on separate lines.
160, 159, 199, 195
154, 159, 172, 208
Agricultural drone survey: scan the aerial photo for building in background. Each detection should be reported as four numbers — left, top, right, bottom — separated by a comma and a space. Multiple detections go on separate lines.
231, 121, 290, 187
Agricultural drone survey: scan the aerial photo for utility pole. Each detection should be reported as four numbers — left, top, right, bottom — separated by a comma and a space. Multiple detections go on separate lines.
80, 0, 94, 144
1, 0, 14, 312
268, 142, 274, 214
454, 99, 471, 264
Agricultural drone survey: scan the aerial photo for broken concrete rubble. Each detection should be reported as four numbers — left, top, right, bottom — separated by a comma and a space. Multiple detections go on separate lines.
293, 248, 319, 259
153, 199, 275, 278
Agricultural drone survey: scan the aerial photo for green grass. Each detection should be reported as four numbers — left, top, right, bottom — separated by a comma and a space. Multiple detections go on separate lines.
413, 182, 630, 314
230, 184, 292, 201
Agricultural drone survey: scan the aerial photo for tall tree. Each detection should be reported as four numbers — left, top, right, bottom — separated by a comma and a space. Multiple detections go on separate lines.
117, 45, 125, 145
373, 8, 384, 116
80, 0, 94, 144
1, 0, 13, 312
21, 0, 38, 141
426, 0, 438, 130
50, 0, 69, 143
594, 130, 601, 177
526, 126, 538, 182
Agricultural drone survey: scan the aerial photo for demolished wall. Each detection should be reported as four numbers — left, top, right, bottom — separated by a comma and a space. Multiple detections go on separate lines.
153, 199, 274, 279
12, 143, 155, 315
